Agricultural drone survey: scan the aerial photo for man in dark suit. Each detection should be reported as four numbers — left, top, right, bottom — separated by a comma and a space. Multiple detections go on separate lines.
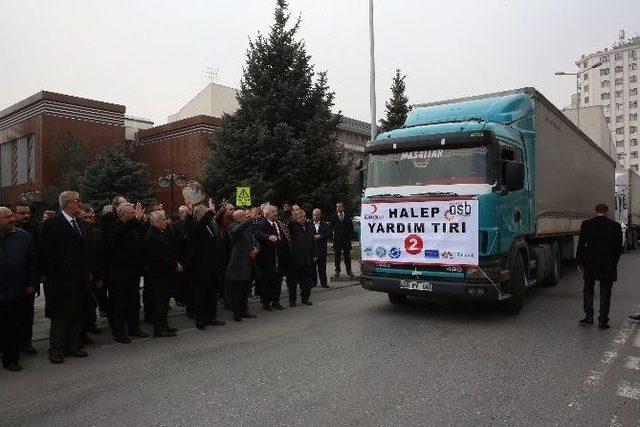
40, 191, 92, 364
78, 206, 105, 343
143, 210, 183, 337
188, 202, 225, 330
311, 208, 331, 288
255, 204, 289, 311
226, 209, 260, 322
288, 209, 318, 306
0, 207, 38, 371
329, 202, 355, 278
107, 202, 149, 343
576, 203, 623, 329
13, 203, 40, 355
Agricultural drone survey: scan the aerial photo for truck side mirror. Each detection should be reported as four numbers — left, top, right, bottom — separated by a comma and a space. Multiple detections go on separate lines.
504, 161, 524, 192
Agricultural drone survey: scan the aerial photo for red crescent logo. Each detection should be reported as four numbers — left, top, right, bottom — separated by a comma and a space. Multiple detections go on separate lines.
370, 204, 378, 214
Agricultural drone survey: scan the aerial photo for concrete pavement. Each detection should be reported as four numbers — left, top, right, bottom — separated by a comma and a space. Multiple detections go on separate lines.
2, 254, 639, 426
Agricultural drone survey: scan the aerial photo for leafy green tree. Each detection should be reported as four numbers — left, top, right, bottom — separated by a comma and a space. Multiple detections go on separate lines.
203, 0, 350, 212
379, 68, 410, 133
78, 147, 155, 209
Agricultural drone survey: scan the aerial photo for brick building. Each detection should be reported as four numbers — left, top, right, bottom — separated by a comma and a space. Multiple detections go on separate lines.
0, 91, 125, 205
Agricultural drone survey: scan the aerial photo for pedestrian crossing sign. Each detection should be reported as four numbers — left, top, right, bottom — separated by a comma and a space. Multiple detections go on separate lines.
236, 187, 251, 207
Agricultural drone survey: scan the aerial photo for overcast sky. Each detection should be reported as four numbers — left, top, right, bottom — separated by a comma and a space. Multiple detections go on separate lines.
1, 0, 639, 126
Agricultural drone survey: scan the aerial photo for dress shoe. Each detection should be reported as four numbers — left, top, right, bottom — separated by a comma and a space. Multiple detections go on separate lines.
598, 322, 610, 330
154, 330, 177, 337
290, 301, 297, 307
166, 327, 178, 333
114, 336, 132, 344
3, 363, 23, 372
64, 349, 88, 358
22, 345, 37, 355
186, 311, 196, 320
347, 272, 355, 278
302, 300, 313, 306
321, 284, 330, 288
233, 313, 243, 322
263, 303, 273, 311
334, 272, 341, 278
49, 352, 64, 364
579, 317, 593, 327
272, 302, 285, 311
89, 324, 101, 334
207, 318, 226, 326
82, 336, 94, 345
311, 283, 317, 288
242, 312, 257, 318
196, 322, 206, 330
128, 330, 150, 338
629, 314, 640, 321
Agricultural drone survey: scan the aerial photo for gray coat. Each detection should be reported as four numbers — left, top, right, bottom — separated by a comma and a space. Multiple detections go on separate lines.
225, 220, 261, 282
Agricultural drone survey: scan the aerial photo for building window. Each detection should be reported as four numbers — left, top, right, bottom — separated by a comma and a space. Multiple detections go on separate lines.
631, 151, 639, 159
631, 126, 638, 134
631, 113, 639, 121
584, 84, 589, 92
631, 88, 639, 96
615, 53, 623, 61
632, 138, 639, 146
601, 80, 610, 88
583, 73, 589, 81
584, 97, 589, 104
616, 90, 623, 98
617, 140, 625, 147
615, 78, 623, 85
601, 68, 610, 76
631, 63, 638, 71
616, 115, 624, 123
0, 135, 35, 188
615, 65, 624, 73
631, 50, 638, 60
606, 117, 611, 124
633, 165, 639, 171
617, 102, 624, 110
631, 75, 638, 83
616, 127, 625, 135
601, 93, 611, 100
601, 55, 610, 63
631, 100, 639, 109
604, 105, 611, 113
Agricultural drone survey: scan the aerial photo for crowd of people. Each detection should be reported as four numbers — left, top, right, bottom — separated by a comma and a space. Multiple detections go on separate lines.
0, 191, 356, 372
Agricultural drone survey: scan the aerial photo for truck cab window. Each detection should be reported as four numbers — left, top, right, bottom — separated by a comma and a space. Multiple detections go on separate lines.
499, 145, 525, 191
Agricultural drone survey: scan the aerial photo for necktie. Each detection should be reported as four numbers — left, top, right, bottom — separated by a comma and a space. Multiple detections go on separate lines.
71, 219, 82, 236
339, 213, 344, 221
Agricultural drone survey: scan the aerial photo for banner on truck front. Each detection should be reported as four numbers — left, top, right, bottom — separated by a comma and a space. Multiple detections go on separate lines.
360, 199, 479, 266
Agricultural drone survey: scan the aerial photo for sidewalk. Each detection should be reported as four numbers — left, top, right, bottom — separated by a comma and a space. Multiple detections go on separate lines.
32, 260, 361, 342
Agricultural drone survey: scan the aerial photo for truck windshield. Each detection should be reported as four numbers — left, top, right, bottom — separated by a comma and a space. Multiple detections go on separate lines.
367, 146, 490, 187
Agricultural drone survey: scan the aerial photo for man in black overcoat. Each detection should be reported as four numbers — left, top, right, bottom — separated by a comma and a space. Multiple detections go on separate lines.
576, 203, 623, 329
40, 191, 92, 363
311, 208, 331, 288
254, 204, 289, 311
288, 209, 318, 306
328, 202, 354, 278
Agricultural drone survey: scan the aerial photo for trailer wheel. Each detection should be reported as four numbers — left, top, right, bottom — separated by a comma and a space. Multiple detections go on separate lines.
544, 243, 561, 287
499, 255, 525, 313
388, 293, 407, 305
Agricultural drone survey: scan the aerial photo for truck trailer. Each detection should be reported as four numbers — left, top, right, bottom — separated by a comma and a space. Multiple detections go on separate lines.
615, 168, 640, 249
359, 87, 616, 312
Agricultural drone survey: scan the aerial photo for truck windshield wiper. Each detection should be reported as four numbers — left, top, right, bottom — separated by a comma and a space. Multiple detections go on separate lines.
367, 193, 403, 198
409, 191, 459, 197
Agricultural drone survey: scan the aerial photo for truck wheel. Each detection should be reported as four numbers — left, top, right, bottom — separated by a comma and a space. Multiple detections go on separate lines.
499, 255, 525, 313
388, 293, 407, 305
544, 244, 561, 287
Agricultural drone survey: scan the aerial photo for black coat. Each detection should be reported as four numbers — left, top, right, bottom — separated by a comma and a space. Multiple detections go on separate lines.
107, 219, 144, 285
288, 220, 318, 267
187, 210, 221, 290
329, 212, 354, 249
0, 228, 38, 301
311, 220, 331, 257
576, 216, 623, 282
82, 224, 105, 282
254, 217, 290, 276
143, 227, 178, 291
40, 214, 91, 319
226, 220, 261, 282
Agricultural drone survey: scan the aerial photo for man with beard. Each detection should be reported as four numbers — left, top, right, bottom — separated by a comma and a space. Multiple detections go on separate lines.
13, 203, 40, 355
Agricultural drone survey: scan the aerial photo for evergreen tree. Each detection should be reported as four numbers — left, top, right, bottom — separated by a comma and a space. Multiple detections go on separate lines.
40, 132, 90, 207
78, 147, 155, 209
203, 0, 349, 212
379, 69, 409, 133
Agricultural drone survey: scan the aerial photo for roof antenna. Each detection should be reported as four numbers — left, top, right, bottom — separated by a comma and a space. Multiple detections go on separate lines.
204, 66, 219, 83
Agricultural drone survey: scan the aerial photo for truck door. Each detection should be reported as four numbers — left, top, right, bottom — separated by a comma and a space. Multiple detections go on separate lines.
496, 144, 529, 243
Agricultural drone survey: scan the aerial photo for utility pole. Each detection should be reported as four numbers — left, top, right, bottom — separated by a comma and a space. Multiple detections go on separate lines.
369, 0, 377, 141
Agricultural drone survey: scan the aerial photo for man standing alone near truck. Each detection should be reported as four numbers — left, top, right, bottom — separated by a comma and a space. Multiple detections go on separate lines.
576, 204, 623, 329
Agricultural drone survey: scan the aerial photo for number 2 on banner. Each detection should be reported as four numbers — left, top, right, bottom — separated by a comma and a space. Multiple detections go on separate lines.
404, 234, 423, 255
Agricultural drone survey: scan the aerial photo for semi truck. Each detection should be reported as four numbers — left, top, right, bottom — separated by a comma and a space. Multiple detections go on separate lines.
615, 168, 640, 249
359, 87, 615, 312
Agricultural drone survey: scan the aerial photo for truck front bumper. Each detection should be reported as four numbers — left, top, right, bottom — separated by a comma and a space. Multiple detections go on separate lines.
360, 274, 502, 300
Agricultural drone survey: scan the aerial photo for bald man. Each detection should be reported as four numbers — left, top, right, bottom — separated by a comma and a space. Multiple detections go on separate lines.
0, 207, 38, 371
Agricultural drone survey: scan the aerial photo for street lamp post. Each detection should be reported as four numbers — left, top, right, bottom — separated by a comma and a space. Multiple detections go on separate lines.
555, 61, 603, 129
158, 170, 187, 217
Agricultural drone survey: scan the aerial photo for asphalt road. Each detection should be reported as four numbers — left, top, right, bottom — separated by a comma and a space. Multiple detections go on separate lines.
1, 254, 639, 426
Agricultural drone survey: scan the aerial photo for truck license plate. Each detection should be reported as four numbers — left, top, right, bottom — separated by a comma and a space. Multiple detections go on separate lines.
400, 280, 432, 291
